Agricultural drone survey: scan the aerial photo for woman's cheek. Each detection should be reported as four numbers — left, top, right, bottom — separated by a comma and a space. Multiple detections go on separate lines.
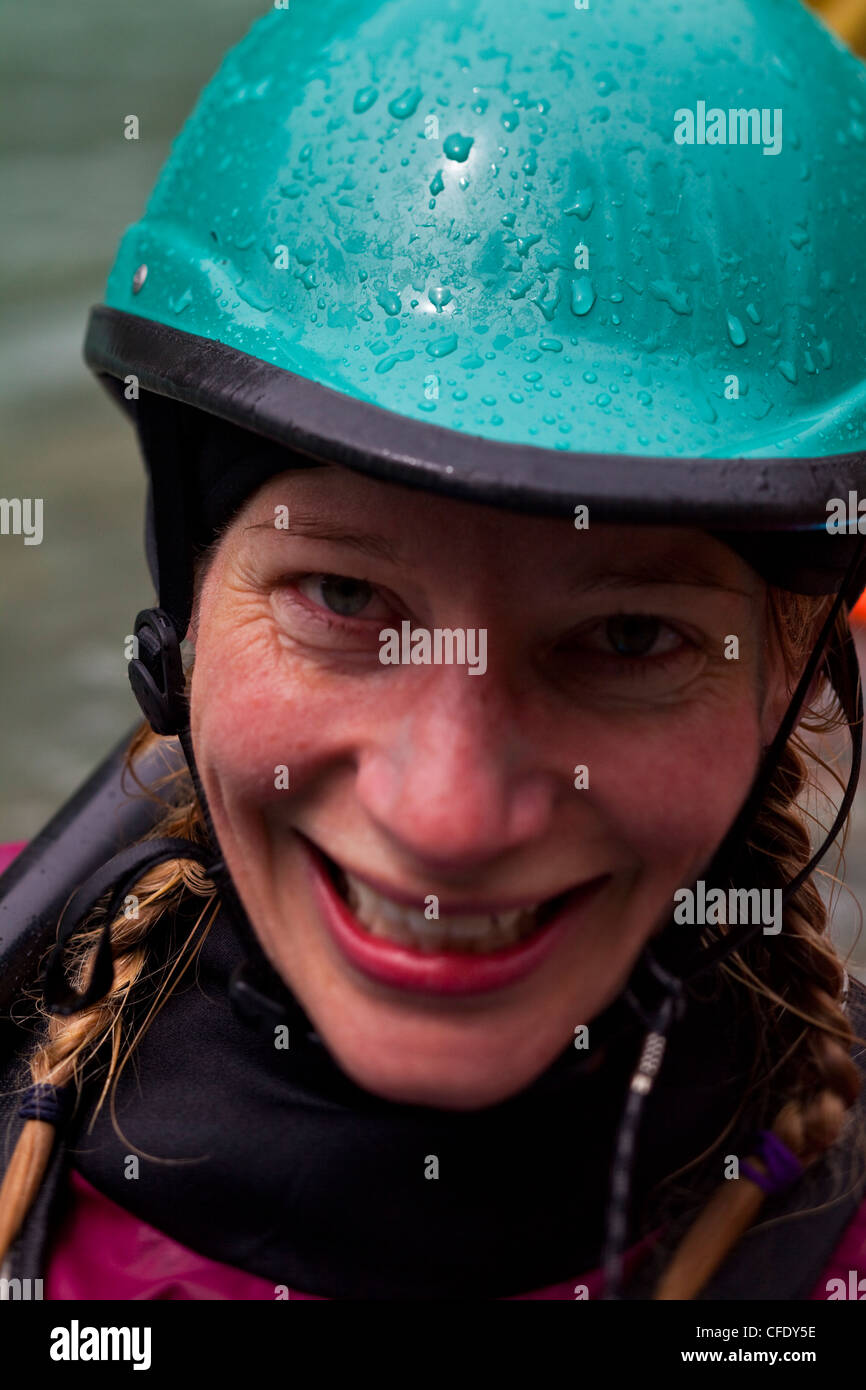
591, 696, 764, 878
192, 599, 367, 814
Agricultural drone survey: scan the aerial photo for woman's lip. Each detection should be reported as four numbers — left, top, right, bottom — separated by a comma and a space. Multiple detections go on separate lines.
295, 833, 575, 914
299, 836, 609, 997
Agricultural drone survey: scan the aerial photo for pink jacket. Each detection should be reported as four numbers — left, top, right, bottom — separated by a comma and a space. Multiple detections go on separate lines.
43, 1167, 866, 1300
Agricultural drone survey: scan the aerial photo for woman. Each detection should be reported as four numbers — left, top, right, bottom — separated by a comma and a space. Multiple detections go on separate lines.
1, 0, 866, 1301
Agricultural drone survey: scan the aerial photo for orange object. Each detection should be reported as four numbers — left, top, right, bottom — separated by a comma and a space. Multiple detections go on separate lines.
853, 592, 866, 625
806, 0, 866, 55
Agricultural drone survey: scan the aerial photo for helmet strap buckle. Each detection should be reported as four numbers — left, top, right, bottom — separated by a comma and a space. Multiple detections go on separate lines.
128, 607, 188, 736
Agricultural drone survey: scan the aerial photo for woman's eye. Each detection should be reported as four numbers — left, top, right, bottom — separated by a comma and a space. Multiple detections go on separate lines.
598, 615, 681, 658
550, 613, 702, 697
295, 574, 384, 620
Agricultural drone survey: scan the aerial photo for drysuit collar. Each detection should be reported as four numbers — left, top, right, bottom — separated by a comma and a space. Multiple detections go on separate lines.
65, 900, 758, 1300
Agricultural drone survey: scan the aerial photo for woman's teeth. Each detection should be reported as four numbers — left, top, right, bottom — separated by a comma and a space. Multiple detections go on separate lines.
342, 870, 542, 954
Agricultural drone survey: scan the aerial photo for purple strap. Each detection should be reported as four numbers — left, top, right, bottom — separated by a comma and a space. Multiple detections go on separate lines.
740, 1130, 804, 1194
18, 1081, 73, 1127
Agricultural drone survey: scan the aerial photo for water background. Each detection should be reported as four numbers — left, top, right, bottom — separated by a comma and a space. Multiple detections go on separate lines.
1, 0, 264, 824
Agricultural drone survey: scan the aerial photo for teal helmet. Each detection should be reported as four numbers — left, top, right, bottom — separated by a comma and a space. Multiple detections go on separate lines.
84, 0, 866, 636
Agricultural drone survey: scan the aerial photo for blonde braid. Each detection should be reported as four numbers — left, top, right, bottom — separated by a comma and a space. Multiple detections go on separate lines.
0, 724, 213, 1267
653, 629, 864, 1298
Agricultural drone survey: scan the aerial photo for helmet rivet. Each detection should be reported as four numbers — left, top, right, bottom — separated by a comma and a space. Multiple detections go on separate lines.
132, 264, 148, 294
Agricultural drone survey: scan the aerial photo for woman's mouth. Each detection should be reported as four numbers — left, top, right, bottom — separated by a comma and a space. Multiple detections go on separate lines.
342, 868, 562, 954
300, 836, 608, 996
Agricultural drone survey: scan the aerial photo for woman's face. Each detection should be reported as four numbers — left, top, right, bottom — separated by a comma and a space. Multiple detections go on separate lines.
189, 465, 790, 1110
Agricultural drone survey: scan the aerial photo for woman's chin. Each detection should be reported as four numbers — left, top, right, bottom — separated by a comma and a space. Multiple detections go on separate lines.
266, 893, 592, 1109
310, 1013, 568, 1111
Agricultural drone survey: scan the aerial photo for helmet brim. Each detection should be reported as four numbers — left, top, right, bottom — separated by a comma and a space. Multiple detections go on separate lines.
84, 303, 866, 615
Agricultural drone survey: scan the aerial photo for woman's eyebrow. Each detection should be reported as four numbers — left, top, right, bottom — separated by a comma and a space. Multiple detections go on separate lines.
567, 556, 753, 598
243, 516, 402, 564
244, 519, 752, 596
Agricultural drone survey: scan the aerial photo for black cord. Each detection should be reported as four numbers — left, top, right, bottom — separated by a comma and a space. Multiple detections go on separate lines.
602, 956, 685, 1299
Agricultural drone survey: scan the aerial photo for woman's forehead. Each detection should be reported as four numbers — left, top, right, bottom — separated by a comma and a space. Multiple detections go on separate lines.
237, 465, 758, 595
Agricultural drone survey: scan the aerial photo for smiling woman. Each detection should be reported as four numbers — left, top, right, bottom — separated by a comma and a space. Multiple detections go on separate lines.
187, 469, 784, 1103
2, 0, 866, 1308
236, 487, 776, 1074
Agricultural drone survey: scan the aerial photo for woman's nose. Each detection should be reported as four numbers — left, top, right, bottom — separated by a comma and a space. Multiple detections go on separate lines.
353, 668, 558, 872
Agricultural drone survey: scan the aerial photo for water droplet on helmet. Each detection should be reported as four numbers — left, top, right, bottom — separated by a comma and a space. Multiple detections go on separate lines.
571, 276, 596, 317
427, 333, 458, 358
375, 349, 414, 374
595, 71, 620, 96
377, 289, 402, 316
565, 188, 594, 221
726, 313, 747, 347
429, 287, 452, 311
649, 279, 692, 316
443, 132, 474, 162
388, 86, 423, 120
353, 86, 379, 115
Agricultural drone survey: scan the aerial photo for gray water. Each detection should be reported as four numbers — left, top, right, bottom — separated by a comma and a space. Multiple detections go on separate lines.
1, 0, 864, 981
0, 0, 263, 825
